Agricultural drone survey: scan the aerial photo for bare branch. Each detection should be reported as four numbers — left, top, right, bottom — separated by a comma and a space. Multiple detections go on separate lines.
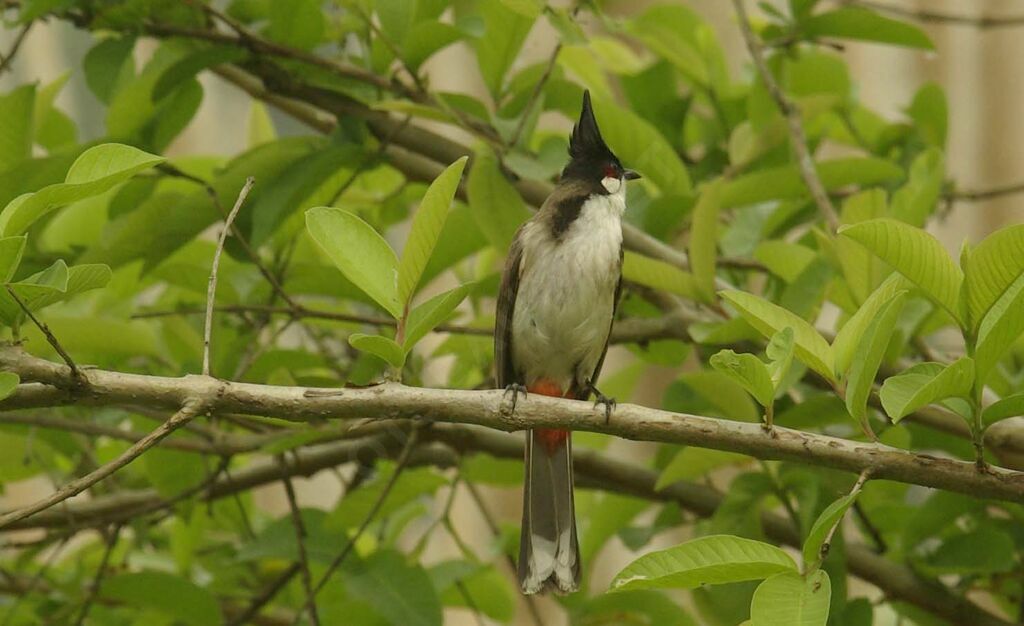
278, 458, 319, 626
2, 348, 1024, 502
0, 22, 31, 75
947, 180, 1024, 202
732, 0, 841, 232
6, 286, 82, 384
0, 395, 212, 529
841, 0, 1024, 29
203, 177, 255, 376
73, 526, 121, 626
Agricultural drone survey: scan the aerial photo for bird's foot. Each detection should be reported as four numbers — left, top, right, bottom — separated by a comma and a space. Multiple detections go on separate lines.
503, 383, 528, 414
590, 386, 616, 424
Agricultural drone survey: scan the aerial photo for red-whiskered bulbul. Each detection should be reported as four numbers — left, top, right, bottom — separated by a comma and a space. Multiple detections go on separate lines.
495, 90, 641, 594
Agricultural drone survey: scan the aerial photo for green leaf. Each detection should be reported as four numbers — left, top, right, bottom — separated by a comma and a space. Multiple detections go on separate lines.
908, 82, 947, 148
267, 0, 324, 50
474, 0, 534, 97
152, 46, 247, 101
982, 393, 1024, 428
844, 291, 907, 425
879, 358, 975, 422
720, 291, 835, 383
398, 157, 467, 306
656, 448, 749, 490
404, 22, 462, 71
102, 571, 222, 626
802, 7, 934, 50
962, 223, 1024, 331
831, 273, 908, 376
766, 327, 795, 388
920, 528, 1016, 575
750, 570, 831, 626
403, 283, 473, 350
838, 218, 963, 322
593, 95, 691, 196
466, 147, 529, 249
0, 262, 112, 325
349, 334, 406, 369
754, 241, 816, 283
610, 535, 797, 592
0, 236, 26, 282
690, 179, 723, 302
719, 158, 903, 209
835, 189, 888, 304
0, 85, 35, 172
305, 207, 402, 318
623, 252, 699, 299
626, 4, 717, 87
802, 494, 859, 570
83, 36, 135, 104
710, 350, 774, 408
974, 271, 1024, 384
0, 143, 165, 236
890, 148, 944, 227
345, 551, 443, 626
436, 563, 515, 622
0, 372, 19, 401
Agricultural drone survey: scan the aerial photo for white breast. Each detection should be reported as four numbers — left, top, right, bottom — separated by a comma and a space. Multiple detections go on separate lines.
511, 189, 624, 392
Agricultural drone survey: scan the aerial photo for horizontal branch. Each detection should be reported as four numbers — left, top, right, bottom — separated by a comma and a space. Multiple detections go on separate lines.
843, 0, 1024, 29
1, 421, 1007, 626
1, 348, 1022, 502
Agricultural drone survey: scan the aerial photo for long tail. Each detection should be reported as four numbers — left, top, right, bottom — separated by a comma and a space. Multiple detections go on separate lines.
518, 383, 580, 594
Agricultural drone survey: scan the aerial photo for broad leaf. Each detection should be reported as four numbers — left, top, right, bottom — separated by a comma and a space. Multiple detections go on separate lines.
466, 147, 530, 249
710, 350, 774, 408
610, 535, 796, 592
623, 252, 699, 299
719, 158, 902, 209
839, 218, 962, 322
656, 448, 749, 490
474, 0, 533, 97
0, 261, 112, 325
879, 358, 975, 422
982, 393, 1024, 428
102, 571, 222, 626
0, 235, 26, 282
403, 283, 473, 350
832, 273, 908, 377
349, 334, 406, 369
0, 372, 19, 401
720, 291, 835, 383
802, 494, 859, 570
305, 207, 402, 318
844, 291, 907, 425
962, 223, 1024, 331
974, 271, 1024, 384
0, 143, 164, 236
766, 327, 795, 388
750, 570, 831, 626
802, 7, 933, 50
690, 178, 723, 302
398, 157, 467, 305
344, 550, 443, 626
0, 85, 34, 172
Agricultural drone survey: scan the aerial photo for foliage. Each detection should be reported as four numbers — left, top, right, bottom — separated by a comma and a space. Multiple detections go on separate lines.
0, 1, 1020, 626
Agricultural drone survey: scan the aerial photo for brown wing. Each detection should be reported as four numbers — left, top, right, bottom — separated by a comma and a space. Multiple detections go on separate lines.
495, 231, 525, 388
573, 245, 623, 398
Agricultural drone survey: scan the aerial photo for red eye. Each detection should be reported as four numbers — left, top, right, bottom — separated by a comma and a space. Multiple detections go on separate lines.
603, 164, 617, 179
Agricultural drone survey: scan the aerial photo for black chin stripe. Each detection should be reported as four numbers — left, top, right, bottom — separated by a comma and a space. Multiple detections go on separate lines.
551, 195, 587, 240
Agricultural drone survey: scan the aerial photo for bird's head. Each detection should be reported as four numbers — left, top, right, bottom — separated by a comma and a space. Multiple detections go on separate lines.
561, 90, 641, 195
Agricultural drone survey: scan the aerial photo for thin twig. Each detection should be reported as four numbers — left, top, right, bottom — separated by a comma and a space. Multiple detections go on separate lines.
0, 398, 209, 529
508, 41, 562, 147
226, 563, 302, 626
278, 456, 320, 626
732, 0, 841, 232
818, 469, 873, 565
6, 286, 82, 383
203, 177, 255, 376
852, 501, 887, 553
947, 181, 1024, 202
841, 0, 1024, 29
73, 525, 121, 626
0, 22, 31, 75
290, 428, 421, 625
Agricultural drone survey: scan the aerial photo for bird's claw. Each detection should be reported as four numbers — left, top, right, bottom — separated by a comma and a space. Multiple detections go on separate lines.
503, 383, 528, 414
593, 393, 616, 424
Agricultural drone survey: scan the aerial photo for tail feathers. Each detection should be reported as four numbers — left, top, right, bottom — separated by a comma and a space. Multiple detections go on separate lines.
519, 428, 580, 594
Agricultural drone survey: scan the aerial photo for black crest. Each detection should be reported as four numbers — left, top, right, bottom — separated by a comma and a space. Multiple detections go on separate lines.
569, 90, 616, 163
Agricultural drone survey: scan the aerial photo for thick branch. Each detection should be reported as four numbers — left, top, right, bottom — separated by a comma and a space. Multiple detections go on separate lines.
1, 348, 1022, 502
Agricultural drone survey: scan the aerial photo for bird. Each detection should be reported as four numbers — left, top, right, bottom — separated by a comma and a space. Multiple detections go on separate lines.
494, 90, 641, 595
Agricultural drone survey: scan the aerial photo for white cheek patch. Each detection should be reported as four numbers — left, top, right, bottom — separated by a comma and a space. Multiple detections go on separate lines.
601, 176, 621, 194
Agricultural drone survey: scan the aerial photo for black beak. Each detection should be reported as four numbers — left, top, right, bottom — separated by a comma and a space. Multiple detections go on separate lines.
623, 169, 641, 181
